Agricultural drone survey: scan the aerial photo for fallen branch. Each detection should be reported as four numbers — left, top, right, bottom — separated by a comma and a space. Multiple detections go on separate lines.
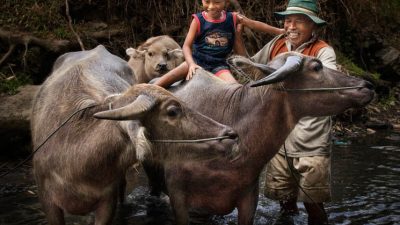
0, 44, 16, 67
0, 28, 71, 70
84, 29, 125, 39
65, 0, 85, 50
0, 28, 70, 53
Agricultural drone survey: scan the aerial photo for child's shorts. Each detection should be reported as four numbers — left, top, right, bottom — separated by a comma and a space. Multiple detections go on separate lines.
193, 52, 230, 75
263, 153, 331, 203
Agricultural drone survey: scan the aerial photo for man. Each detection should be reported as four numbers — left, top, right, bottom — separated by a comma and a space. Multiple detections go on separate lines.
245, 0, 336, 224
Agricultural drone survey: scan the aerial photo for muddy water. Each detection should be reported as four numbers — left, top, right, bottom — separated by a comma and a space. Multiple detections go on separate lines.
0, 131, 399, 225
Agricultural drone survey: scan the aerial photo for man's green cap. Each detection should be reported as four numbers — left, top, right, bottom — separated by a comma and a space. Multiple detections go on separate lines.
274, 0, 326, 25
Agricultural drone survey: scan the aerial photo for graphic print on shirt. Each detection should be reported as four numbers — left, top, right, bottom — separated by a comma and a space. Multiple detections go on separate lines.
205, 30, 229, 47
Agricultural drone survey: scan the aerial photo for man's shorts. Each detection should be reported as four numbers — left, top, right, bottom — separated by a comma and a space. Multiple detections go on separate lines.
264, 153, 331, 203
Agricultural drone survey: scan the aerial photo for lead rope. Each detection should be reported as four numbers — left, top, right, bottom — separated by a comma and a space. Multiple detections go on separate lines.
228, 60, 365, 92
0, 105, 233, 177
150, 136, 231, 143
282, 143, 329, 216
0, 104, 99, 178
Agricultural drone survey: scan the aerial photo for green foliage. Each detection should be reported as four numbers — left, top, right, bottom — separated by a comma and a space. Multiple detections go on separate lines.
53, 27, 71, 39
0, 0, 65, 37
337, 52, 363, 75
377, 90, 397, 110
0, 72, 32, 95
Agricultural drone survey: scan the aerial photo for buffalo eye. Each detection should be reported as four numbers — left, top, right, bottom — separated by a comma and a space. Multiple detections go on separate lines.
164, 51, 169, 59
310, 60, 323, 72
148, 52, 153, 57
166, 105, 182, 118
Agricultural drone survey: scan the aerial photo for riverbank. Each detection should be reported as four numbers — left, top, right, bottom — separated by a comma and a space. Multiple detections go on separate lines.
333, 84, 400, 139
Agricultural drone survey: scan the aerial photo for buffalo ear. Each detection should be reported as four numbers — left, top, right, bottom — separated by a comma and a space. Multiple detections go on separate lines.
169, 49, 183, 59
169, 49, 184, 65
126, 48, 146, 59
94, 94, 156, 121
227, 55, 276, 81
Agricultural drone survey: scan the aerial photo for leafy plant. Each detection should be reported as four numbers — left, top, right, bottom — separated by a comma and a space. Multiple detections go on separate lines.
0, 73, 32, 95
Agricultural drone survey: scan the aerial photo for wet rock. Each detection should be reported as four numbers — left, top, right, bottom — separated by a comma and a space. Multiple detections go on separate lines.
375, 46, 400, 82
365, 120, 393, 130
393, 124, 400, 130
0, 85, 39, 158
367, 128, 376, 134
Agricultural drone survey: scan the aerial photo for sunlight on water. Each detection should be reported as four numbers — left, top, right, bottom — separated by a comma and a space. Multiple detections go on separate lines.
0, 131, 399, 224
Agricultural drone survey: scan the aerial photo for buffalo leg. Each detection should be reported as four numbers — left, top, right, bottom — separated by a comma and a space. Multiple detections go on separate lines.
94, 194, 118, 225
118, 177, 127, 203
142, 161, 166, 196
169, 190, 189, 225
237, 183, 259, 225
42, 203, 65, 225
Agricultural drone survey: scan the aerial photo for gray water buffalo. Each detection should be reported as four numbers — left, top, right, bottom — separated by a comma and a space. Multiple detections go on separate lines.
31, 45, 238, 225
126, 35, 184, 83
144, 52, 375, 225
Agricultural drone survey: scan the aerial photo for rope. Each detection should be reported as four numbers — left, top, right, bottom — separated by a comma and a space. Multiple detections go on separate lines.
283, 143, 327, 215
150, 135, 232, 143
0, 104, 98, 178
227, 59, 254, 83
1, 106, 233, 177
228, 59, 365, 92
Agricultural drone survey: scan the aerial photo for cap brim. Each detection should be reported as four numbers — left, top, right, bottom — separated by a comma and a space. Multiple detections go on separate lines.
275, 11, 326, 25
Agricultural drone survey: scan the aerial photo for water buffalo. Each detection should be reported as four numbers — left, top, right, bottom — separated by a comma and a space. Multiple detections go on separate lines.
126, 35, 184, 83
144, 52, 375, 225
31, 45, 238, 225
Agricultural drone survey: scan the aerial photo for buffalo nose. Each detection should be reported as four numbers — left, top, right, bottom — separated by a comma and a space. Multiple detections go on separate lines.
364, 81, 374, 90
156, 63, 167, 71
222, 128, 238, 141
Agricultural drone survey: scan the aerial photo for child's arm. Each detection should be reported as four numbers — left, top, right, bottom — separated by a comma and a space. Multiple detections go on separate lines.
183, 18, 201, 80
237, 14, 284, 35
233, 23, 248, 57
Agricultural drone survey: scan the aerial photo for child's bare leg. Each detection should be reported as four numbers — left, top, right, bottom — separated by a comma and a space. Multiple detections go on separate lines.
215, 70, 238, 83
153, 62, 189, 88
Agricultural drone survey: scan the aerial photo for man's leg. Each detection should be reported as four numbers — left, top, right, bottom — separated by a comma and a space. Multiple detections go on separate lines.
264, 153, 299, 215
295, 156, 331, 225
304, 202, 328, 225
279, 198, 299, 214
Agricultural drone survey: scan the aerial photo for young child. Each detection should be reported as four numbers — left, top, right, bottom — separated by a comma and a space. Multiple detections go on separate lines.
154, 0, 280, 87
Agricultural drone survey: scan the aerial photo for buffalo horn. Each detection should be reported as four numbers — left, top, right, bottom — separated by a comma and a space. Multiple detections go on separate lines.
250, 55, 302, 87
94, 94, 156, 120
251, 62, 276, 75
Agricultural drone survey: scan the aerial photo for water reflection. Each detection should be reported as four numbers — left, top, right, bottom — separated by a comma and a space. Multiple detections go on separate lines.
0, 131, 399, 224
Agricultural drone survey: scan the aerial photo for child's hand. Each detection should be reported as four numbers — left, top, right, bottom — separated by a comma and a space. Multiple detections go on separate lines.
186, 63, 201, 80
278, 28, 285, 34
236, 13, 248, 26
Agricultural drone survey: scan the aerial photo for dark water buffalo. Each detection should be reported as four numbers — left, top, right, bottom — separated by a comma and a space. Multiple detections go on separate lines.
31, 45, 238, 225
144, 52, 375, 225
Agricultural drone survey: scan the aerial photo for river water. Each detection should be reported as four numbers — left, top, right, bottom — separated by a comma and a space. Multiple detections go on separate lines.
0, 130, 399, 225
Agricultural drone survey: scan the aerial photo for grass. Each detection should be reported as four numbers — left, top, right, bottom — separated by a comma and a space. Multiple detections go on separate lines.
0, 72, 32, 95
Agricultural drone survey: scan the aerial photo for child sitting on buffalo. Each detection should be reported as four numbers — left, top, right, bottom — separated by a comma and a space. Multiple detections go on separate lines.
154, 0, 282, 87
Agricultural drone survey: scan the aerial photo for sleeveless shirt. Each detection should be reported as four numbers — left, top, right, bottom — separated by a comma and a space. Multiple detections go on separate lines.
192, 11, 236, 67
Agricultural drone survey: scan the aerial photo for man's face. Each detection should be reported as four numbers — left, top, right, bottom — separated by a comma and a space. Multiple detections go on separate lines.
284, 14, 316, 48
